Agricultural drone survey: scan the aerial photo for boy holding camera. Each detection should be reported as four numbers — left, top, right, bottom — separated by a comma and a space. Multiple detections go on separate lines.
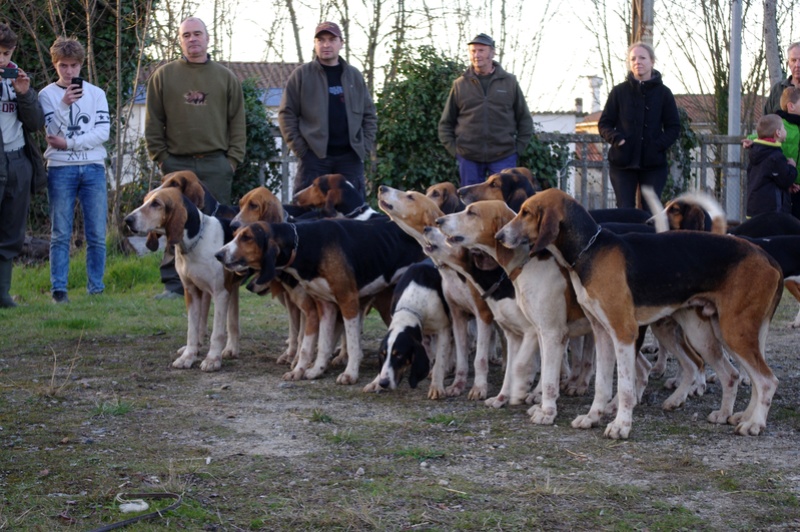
0, 22, 45, 308
39, 37, 110, 303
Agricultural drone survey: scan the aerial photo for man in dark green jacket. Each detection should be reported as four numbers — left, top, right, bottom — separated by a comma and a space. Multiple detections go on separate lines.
764, 42, 800, 115
279, 21, 377, 200
438, 33, 533, 187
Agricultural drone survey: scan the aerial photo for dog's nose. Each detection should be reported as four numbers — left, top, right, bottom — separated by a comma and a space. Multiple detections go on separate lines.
214, 250, 225, 263
495, 231, 505, 243
230, 220, 241, 230
434, 217, 444, 226
379, 378, 391, 389
123, 215, 134, 228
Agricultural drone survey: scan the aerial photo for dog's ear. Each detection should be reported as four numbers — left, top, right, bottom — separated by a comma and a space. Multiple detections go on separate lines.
508, 189, 529, 212
163, 195, 188, 247
145, 231, 160, 252
408, 342, 430, 389
323, 193, 338, 218
252, 225, 279, 285
183, 178, 206, 210
532, 204, 561, 255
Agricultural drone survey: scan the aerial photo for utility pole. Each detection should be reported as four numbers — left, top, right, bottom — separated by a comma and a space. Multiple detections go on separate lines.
728, 0, 743, 220
631, 0, 654, 45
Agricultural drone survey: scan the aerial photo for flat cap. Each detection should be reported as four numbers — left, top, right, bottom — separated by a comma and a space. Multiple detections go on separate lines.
315, 21, 342, 38
468, 33, 495, 47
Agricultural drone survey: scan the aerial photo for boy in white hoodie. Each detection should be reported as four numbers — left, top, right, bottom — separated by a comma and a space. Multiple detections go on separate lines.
39, 37, 110, 303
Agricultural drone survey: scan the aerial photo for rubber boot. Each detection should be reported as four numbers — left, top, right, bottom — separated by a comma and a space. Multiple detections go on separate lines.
0, 258, 17, 308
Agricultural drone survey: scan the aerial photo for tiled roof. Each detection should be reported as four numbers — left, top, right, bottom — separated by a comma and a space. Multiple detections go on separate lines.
134, 61, 302, 105
220, 61, 303, 90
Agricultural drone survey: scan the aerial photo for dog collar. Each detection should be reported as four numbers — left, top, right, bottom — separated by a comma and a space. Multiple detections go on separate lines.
570, 225, 602, 268
180, 215, 206, 254
278, 223, 299, 270
481, 270, 507, 300
394, 306, 425, 323
345, 204, 370, 218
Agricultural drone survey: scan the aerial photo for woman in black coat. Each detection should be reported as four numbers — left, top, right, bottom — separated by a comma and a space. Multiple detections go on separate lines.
598, 42, 681, 210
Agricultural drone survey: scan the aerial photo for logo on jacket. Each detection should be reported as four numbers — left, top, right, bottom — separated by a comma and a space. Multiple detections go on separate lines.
184, 91, 208, 105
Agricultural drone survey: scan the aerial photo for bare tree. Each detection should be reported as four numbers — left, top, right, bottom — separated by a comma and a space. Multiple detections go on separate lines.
285, 0, 304, 63
764, 0, 781, 86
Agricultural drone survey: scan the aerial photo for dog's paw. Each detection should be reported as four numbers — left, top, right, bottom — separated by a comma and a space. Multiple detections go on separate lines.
221, 346, 239, 359
427, 385, 446, 400
604, 420, 632, 440
467, 384, 487, 401
445, 380, 466, 397
330, 350, 347, 367
171, 352, 198, 369
335, 371, 358, 385
485, 394, 507, 409
707, 410, 731, 424
362, 381, 381, 393
527, 405, 556, 425
734, 420, 765, 436
276, 351, 296, 365
200, 357, 222, 372
663, 377, 679, 390
661, 393, 686, 411
524, 391, 542, 405
571, 412, 600, 429
282, 368, 305, 381
303, 366, 326, 380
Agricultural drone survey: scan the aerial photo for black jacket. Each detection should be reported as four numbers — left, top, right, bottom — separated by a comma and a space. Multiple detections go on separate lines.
598, 70, 681, 170
746, 140, 796, 217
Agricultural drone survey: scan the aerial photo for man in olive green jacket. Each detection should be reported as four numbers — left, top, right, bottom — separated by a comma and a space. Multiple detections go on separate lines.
438, 33, 533, 187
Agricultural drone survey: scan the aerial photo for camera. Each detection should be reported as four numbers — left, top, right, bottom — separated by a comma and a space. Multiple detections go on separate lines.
1, 67, 19, 79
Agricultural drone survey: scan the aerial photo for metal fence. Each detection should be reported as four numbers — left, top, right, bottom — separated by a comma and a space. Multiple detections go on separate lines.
271, 132, 752, 221
536, 133, 750, 221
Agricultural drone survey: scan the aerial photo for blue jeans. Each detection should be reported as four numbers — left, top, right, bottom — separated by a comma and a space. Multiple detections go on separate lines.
48, 164, 107, 294
457, 153, 518, 187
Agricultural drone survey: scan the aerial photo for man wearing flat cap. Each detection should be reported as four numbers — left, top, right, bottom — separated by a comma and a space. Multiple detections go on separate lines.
438, 33, 533, 186
279, 21, 377, 199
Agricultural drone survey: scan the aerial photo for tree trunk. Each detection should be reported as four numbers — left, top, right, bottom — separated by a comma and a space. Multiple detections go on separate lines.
286, 0, 304, 63
763, 0, 782, 86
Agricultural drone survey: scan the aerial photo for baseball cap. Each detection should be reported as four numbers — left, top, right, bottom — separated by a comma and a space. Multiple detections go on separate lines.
315, 21, 342, 39
468, 33, 495, 47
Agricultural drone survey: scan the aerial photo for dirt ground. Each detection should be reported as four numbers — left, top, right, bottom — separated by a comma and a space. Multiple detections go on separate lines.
2, 291, 800, 530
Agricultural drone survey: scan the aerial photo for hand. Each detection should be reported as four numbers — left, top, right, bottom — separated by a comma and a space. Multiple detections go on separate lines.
46, 134, 68, 150
62, 82, 83, 105
741, 138, 754, 149
791, 183, 800, 194
616, 139, 626, 147
789, 158, 797, 168
10, 69, 31, 95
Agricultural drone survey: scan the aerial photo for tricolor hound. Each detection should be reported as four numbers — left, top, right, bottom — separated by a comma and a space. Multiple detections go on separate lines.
377, 186, 496, 400
497, 188, 783, 438
216, 217, 424, 384
125, 187, 240, 371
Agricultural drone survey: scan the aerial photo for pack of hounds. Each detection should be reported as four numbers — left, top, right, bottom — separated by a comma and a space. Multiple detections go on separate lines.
124, 168, 800, 440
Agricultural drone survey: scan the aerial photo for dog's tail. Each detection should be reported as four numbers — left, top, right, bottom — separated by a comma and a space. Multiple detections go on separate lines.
669, 191, 727, 235
641, 186, 668, 233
